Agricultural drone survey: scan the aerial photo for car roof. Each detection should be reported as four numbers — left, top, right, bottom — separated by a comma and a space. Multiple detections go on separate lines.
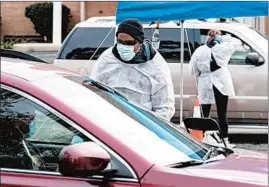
1, 57, 78, 82
77, 16, 251, 31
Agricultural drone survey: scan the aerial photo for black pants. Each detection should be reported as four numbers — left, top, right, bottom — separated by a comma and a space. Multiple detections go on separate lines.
201, 86, 229, 138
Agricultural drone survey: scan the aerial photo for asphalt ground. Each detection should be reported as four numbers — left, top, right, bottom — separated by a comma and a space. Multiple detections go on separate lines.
230, 134, 268, 152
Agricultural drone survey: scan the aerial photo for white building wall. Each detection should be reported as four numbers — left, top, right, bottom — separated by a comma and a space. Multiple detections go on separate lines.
236, 16, 266, 35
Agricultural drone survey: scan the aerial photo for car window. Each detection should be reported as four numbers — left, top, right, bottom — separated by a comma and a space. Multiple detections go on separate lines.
58, 27, 115, 60
59, 27, 196, 64
0, 88, 88, 171
144, 28, 195, 63
0, 87, 133, 178
198, 29, 253, 65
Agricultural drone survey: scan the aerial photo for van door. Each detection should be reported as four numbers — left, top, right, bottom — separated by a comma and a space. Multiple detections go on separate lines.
196, 29, 267, 122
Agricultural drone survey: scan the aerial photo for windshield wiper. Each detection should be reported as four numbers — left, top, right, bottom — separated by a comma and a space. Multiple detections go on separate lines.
168, 160, 204, 168
203, 147, 232, 160
203, 147, 217, 160
82, 76, 128, 101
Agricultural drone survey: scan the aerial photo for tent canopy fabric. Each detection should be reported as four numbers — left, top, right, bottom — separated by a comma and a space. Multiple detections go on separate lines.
116, 1, 268, 23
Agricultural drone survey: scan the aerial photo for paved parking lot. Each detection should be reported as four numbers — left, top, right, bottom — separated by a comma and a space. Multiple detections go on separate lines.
230, 134, 268, 152
235, 143, 267, 152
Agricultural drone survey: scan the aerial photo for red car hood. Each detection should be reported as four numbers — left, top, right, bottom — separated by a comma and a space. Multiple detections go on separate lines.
142, 149, 268, 187
183, 149, 267, 186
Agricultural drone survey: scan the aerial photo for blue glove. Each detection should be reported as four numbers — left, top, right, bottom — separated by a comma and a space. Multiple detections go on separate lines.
71, 135, 84, 144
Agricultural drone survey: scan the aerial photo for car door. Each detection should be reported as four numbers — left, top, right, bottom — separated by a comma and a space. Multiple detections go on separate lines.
196, 29, 267, 121
0, 85, 140, 187
226, 47, 267, 121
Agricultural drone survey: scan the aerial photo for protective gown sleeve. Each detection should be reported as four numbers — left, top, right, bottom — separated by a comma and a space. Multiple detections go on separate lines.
90, 53, 106, 81
150, 52, 175, 121
189, 49, 201, 77
151, 84, 175, 121
90, 48, 115, 82
212, 35, 244, 66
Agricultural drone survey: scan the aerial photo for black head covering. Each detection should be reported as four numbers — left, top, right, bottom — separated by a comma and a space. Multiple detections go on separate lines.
116, 19, 145, 43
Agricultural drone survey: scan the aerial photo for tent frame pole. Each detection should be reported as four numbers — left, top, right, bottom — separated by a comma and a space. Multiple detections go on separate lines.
180, 20, 184, 125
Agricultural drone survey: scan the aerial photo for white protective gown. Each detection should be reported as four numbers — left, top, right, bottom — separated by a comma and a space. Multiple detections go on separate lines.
90, 47, 175, 121
189, 35, 245, 104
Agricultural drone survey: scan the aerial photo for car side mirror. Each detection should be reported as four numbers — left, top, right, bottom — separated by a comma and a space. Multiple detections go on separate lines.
58, 142, 111, 177
246, 52, 264, 66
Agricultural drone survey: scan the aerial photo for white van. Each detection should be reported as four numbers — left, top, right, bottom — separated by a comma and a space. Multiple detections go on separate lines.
54, 16, 268, 124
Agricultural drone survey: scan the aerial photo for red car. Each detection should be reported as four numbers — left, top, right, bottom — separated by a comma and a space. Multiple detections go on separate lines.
1, 57, 267, 187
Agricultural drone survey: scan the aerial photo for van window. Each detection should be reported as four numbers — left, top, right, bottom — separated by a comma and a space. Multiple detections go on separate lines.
144, 28, 196, 63
59, 27, 115, 60
197, 29, 253, 65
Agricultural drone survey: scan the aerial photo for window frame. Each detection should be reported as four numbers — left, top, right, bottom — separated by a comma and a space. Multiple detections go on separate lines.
0, 84, 138, 181
56, 27, 78, 59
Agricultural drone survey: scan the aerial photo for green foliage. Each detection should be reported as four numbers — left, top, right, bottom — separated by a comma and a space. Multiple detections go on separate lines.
25, 2, 72, 42
1, 38, 28, 49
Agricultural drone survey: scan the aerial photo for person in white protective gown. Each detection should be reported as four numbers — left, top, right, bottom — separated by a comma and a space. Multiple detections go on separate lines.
189, 29, 246, 147
90, 19, 175, 121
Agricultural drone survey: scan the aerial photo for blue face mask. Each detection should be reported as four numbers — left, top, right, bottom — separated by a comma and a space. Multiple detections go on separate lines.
117, 43, 136, 61
215, 34, 223, 43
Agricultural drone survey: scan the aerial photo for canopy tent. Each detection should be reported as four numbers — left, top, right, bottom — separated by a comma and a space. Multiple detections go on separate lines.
115, 1, 268, 124
116, 1, 268, 23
